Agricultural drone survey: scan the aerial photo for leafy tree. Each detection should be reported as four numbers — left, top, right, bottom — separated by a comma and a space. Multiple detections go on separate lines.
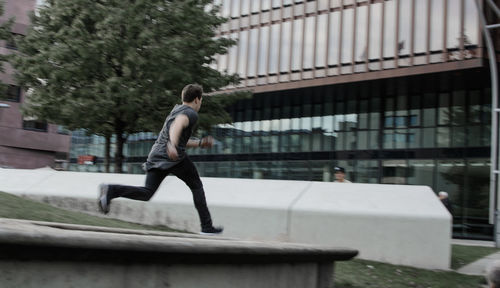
0, 0, 14, 97
11, 0, 245, 173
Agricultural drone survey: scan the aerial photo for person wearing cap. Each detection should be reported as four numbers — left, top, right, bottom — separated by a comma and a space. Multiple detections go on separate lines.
334, 166, 351, 183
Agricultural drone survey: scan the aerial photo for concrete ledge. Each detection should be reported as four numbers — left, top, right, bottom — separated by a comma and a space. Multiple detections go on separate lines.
0, 168, 452, 269
0, 218, 357, 288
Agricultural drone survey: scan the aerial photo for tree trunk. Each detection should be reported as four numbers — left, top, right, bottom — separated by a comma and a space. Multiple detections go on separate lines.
104, 133, 111, 173
114, 123, 127, 174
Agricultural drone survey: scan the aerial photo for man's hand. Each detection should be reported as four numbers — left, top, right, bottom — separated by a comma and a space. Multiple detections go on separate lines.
166, 141, 178, 161
200, 136, 214, 148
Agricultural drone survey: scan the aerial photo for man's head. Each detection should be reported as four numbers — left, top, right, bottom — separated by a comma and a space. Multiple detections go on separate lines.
182, 84, 203, 112
438, 191, 448, 200
334, 166, 346, 181
488, 260, 500, 287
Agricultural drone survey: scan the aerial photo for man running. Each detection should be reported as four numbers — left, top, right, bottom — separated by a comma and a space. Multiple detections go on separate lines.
98, 84, 223, 235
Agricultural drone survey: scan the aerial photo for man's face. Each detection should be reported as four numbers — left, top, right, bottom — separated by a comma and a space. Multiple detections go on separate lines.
335, 172, 345, 181
194, 97, 203, 112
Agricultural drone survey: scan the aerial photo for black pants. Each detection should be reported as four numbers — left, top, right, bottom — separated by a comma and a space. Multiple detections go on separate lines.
108, 157, 213, 229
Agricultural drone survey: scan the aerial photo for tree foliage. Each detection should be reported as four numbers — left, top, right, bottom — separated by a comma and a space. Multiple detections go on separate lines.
11, 0, 245, 172
0, 1, 14, 96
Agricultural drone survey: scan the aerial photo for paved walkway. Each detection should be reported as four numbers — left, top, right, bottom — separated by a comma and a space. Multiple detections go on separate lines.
453, 239, 500, 276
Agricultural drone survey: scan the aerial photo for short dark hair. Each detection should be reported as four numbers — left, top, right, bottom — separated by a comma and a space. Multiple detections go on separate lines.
182, 84, 203, 102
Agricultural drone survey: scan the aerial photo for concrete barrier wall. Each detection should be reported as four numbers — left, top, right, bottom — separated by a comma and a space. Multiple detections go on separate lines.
0, 219, 357, 288
0, 168, 452, 269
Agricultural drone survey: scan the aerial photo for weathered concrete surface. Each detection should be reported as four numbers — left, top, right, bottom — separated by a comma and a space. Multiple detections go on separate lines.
0, 168, 452, 269
0, 218, 357, 288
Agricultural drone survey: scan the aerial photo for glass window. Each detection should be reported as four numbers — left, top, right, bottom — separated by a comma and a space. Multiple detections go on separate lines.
451, 91, 465, 126
228, 32, 238, 74
4, 85, 21, 102
423, 92, 436, 126
398, 0, 411, 56
369, 3, 382, 60
231, 0, 240, 18
222, 0, 231, 17
447, 0, 461, 50
262, 0, 271, 11
258, 26, 270, 76
408, 160, 435, 186
430, 0, 444, 51
247, 28, 259, 77
464, 0, 479, 47
414, 0, 428, 54
436, 159, 465, 210
437, 127, 450, 147
237, 30, 248, 77
316, 13, 328, 68
356, 5, 368, 62
241, 0, 250, 16
291, 18, 304, 71
438, 92, 450, 125
357, 160, 379, 183
422, 127, 435, 147
268, 23, 280, 74
341, 8, 354, 64
303, 16, 316, 70
328, 11, 341, 66
384, 0, 396, 58
382, 160, 407, 184
251, 0, 260, 13
280, 21, 292, 72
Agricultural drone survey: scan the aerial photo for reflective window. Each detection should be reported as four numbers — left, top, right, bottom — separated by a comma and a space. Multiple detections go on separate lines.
341, 8, 354, 64
464, 0, 479, 47
222, 0, 231, 17
382, 160, 407, 184
384, 0, 396, 59
268, 23, 280, 74
262, 0, 271, 11
356, 5, 368, 62
247, 28, 259, 77
316, 14, 328, 68
369, 3, 382, 60
447, 0, 461, 50
251, 0, 260, 13
303, 16, 316, 69
414, 0, 428, 54
228, 32, 238, 74
280, 21, 292, 72
291, 18, 304, 71
328, 11, 341, 66
237, 30, 248, 77
241, 0, 250, 16
408, 160, 435, 186
398, 0, 411, 57
258, 26, 270, 76
430, 0, 444, 51
231, 0, 240, 18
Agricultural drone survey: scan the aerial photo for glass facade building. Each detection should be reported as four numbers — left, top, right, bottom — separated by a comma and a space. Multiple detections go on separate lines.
69, 0, 498, 240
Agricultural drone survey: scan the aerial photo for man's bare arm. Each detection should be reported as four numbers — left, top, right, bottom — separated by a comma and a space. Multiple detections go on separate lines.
167, 114, 189, 160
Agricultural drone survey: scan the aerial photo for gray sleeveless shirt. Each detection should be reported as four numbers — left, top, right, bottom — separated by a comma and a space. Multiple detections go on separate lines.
143, 104, 198, 171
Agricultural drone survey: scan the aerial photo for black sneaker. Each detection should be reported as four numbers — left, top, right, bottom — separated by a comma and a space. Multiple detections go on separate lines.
200, 226, 224, 235
97, 184, 111, 214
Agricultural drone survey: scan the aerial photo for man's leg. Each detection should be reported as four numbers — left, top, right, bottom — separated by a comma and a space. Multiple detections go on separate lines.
170, 157, 216, 231
98, 168, 168, 214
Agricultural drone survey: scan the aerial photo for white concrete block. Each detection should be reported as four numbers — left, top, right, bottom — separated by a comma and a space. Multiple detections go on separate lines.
0, 168, 452, 269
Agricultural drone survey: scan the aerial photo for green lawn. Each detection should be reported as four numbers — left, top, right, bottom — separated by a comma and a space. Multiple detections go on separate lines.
334, 258, 488, 288
0, 190, 497, 287
452, 244, 500, 270
0, 191, 178, 232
